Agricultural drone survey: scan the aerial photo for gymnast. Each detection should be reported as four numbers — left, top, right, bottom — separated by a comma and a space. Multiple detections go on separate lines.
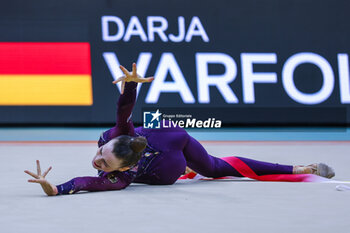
24, 63, 335, 196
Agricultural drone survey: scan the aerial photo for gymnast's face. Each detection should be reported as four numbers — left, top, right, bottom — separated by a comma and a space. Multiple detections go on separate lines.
92, 138, 128, 172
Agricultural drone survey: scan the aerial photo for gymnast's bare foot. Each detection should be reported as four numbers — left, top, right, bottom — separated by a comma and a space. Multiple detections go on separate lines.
293, 163, 335, 178
184, 166, 196, 175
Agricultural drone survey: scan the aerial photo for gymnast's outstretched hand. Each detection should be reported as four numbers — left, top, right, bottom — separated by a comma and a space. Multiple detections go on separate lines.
24, 160, 58, 196
112, 63, 154, 94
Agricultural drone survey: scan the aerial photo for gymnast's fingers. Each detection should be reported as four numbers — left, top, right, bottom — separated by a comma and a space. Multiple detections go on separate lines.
36, 160, 41, 176
42, 166, 52, 178
24, 170, 39, 179
141, 77, 154, 83
132, 62, 137, 76
28, 179, 44, 184
121, 80, 126, 94
112, 76, 125, 84
132, 63, 137, 76
119, 65, 130, 76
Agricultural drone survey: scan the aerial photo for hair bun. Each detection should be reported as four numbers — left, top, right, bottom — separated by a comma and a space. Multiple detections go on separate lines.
130, 136, 147, 153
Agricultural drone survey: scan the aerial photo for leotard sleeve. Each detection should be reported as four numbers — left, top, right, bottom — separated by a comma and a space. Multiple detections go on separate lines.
55, 170, 134, 195
98, 82, 137, 147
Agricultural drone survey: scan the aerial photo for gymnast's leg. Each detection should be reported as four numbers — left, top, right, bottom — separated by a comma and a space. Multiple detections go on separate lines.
182, 135, 293, 178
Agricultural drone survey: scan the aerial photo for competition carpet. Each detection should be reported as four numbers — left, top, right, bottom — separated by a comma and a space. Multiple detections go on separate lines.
0, 128, 349, 233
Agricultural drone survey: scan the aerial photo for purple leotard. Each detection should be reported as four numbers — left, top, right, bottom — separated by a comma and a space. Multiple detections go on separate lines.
56, 82, 293, 195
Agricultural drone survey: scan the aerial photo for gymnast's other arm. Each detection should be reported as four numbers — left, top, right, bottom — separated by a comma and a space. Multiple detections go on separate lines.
24, 160, 134, 196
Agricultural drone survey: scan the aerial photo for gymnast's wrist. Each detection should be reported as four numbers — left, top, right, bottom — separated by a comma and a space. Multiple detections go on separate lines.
40, 182, 58, 196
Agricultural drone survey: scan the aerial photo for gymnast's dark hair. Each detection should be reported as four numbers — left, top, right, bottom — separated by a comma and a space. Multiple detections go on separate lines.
112, 135, 147, 167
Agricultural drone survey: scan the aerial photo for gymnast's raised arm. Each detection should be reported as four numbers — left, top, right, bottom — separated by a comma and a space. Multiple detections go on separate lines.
99, 63, 154, 143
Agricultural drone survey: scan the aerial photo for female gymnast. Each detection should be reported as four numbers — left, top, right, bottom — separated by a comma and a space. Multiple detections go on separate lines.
24, 63, 335, 196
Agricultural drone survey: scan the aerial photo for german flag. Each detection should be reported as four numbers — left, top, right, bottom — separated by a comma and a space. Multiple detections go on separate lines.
0, 42, 93, 105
